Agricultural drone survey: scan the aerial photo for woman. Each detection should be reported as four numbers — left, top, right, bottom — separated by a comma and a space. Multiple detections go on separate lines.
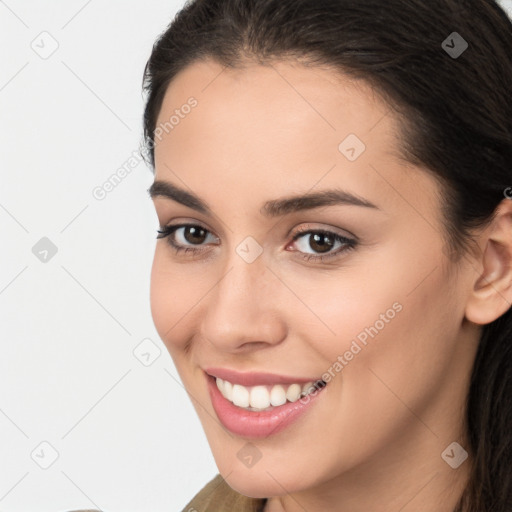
141, 0, 512, 511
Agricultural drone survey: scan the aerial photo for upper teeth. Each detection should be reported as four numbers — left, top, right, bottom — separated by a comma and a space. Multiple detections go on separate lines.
215, 377, 325, 411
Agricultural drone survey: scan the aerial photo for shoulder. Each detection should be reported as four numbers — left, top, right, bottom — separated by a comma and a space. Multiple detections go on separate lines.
181, 473, 266, 512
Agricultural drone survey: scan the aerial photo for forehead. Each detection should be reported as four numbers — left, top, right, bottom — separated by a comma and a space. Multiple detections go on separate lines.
155, 57, 398, 151
157, 59, 396, 136
153, 58, 439, 220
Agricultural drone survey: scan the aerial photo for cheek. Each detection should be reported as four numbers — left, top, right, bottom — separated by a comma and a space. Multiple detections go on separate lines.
307, 237, 441, 348
149, 247, 200, 354
331, 269, 461, 429
278, 263, 407, 366
290, 275, 461, 473
298, 245, 459, 396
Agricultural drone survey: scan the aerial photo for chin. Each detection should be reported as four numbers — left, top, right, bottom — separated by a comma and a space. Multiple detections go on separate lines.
221, 470, 288, 498
217, 459, 315, 499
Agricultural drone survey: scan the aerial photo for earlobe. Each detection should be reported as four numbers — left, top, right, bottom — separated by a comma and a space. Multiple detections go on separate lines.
464, 199, 512, 326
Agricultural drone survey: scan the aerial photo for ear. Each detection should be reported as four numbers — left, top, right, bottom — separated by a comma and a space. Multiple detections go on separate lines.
465, 198, 512, 325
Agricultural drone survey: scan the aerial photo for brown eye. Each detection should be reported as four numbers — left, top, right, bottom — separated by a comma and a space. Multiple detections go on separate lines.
182, 226, 208, 244
290, 228, 357, 262
307, 232, 335, 253
156, 224, 219, 253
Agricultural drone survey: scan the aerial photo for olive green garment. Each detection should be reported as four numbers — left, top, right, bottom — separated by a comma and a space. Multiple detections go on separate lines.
181, 473, 267, 512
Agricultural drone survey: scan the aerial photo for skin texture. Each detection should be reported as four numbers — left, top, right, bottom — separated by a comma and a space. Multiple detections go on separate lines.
149, 58, 512, 512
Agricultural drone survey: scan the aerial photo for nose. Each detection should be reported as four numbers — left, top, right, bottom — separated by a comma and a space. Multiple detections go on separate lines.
199, 250, 287, 353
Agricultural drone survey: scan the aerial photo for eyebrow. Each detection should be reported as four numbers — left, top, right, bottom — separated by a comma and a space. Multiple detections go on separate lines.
148, 180, 379, 217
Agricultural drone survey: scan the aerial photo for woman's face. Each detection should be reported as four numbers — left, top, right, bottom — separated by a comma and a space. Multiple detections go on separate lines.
149, 58, 479, 499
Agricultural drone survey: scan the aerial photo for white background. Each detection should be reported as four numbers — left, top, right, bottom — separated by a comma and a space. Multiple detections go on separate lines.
1, 1, 511, 511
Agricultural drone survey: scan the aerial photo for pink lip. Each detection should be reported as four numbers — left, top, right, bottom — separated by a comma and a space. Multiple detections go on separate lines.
204, 367, 322, 386
205, 372, 327, 439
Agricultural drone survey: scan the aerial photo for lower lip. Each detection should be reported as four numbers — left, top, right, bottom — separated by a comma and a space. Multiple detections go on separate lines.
206, 373, 327, 439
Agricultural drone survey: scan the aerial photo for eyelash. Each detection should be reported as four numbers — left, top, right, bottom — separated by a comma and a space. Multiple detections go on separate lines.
155, 223, 357, 262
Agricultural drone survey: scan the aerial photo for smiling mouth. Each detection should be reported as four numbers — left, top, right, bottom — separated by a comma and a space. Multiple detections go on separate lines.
204, 369, 329, 438
212, 375, 327, 412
